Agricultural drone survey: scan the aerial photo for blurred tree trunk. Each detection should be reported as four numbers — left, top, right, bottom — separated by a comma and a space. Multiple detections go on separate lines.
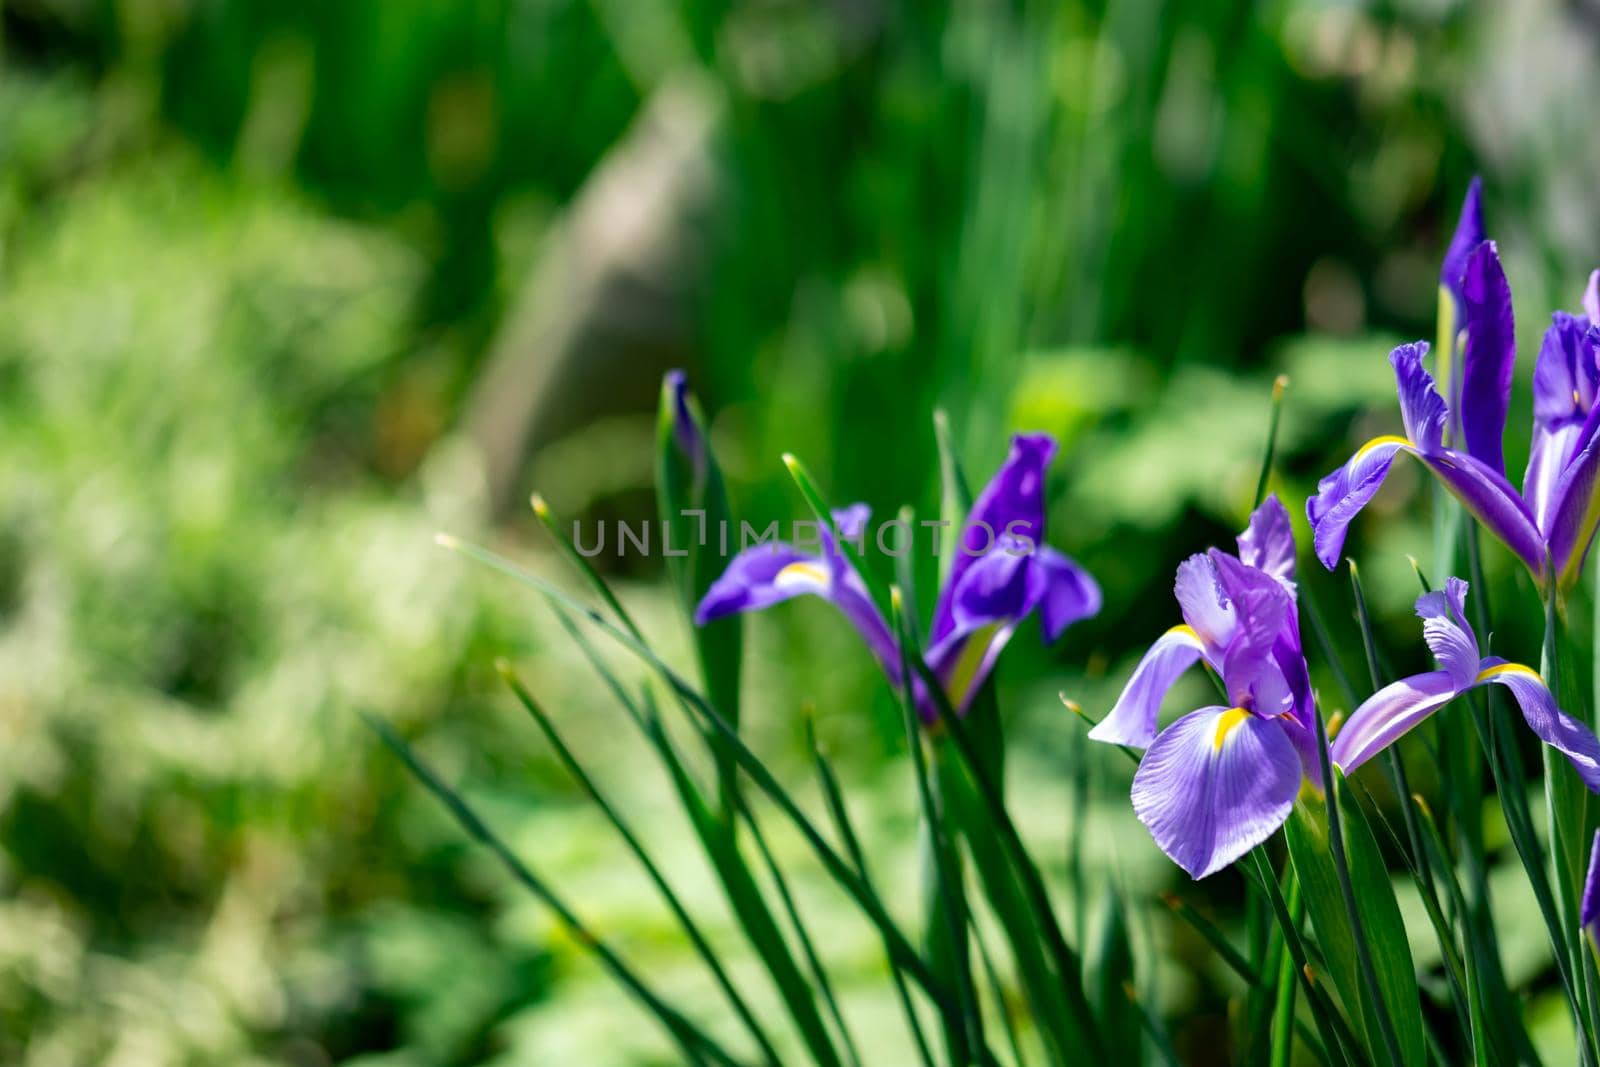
463, 73, 724, 515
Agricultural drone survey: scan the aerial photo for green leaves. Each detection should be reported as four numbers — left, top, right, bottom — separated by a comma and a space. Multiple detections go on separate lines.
657, 371, 743, 739
1285, 782, 1426, 1067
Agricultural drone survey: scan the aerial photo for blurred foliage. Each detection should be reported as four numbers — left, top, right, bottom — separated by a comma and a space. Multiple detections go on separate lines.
2, 0, 1599, 1062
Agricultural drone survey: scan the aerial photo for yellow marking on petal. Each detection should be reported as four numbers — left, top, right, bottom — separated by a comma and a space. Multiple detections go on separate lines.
1355, 434, 1412, 460
1213, 707, 1252, 752
944, 622, 1002, 711
1475, 662, 1542, 684
1165, 623, 1199, 641
776, 561, 828, 587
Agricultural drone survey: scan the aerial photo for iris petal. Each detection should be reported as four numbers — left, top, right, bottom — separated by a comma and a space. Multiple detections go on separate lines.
1307, 437, 1408, 570
694, 505, 900, 675
1415, 577, 1480, 690
1419, 448, 1546, 578
1035, 546, 1102, 641
1393, 342, 1447, 451
1091, 625, 1205, 748
932, 433, 1055, 642
1458, 241, 1516, 476
1440, 177, 1484, 303
1131, 706, 1301, 879
1210, 551, 1294, 713
1545, 428, 1600, 587
1236, 494, 1297, 585
1476, 659, 1600, 791
696, 544, 828, 623
1582, 830, 1600, 941
1329, 670, 1459, 774
1174, 554, 1235, 653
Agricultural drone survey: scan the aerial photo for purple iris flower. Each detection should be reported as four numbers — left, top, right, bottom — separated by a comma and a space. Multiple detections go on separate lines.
1309, 200, 1600, 589
694, 433, 1101, 719
664, 369, 708, 473
1090, 496, 1320, 879
1434, 178, 1483, 439
1330, 577, 1600, 790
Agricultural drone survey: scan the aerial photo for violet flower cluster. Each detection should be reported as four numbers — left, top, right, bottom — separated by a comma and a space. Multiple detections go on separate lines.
1309, 181, 1600, 590
688, 183, 1600, 887
695, 433, 1101, 721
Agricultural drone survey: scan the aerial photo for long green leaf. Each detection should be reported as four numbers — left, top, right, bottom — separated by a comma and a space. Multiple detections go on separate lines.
366, 715, 741, 1067
500, 665, 781, 1066
434, 534, 955, 1010
1285, 783, 1424, 1067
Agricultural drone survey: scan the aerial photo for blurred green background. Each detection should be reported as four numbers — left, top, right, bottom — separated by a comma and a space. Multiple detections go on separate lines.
4, 0, 1599, 1062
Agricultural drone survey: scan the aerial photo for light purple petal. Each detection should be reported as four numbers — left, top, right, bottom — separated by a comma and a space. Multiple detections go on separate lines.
1090, 625, 1205, 748
1131, 706, 1301, 879
932, 433, 1056, 642
1585, 270, 1599, 324
1477, 659, 1600, 791
1307, 437, 1409, 571
1440, 178, 1484, 303
1526, 421, 1586, 534
1415, 577, 1480, 689
1237, 494, 1297, 584
1330, 670, 1460, 774
1034, 546, 1102, 640
1457, 241, 1516, 476
1174, 554, 1235, 652
1393, 342, 1447, 452
1210, 551, 1294, 714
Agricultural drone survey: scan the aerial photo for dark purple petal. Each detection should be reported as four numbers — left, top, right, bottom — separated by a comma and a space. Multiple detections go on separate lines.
694, 506, 900, 676
1415, 577, 1480, 689
925, 617, 1021, 716
1034, 546, 1102, 640
1582, 831, 1600, 938
1457, 241, 1516, 475
1477, 659, 1600, 791
932, 433, 1056, 642
1393, 342, 1447, 451
1174, 554, 1235, 653
1418, 448, 1546, 578
820, 506, 900, 673
1131, 706, 1301, 879
1307, 437, 1409, 570
1530, 313, 1598, 430
1237, 494, 1297, 584
1329, 670, 1459, 774
1440, 177, 1484, 302
943, 543, 1035, 632
663, 370, 707, 471
695, 543, 826, 623
1547, 432, 1600, 587
1090, 625, 1205, 748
